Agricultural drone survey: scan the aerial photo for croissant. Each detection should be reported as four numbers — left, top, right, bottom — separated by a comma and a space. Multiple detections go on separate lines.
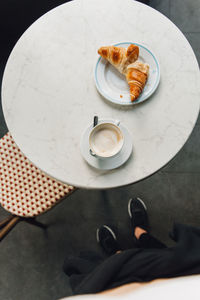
126, 61, 149, 101
98, 44, 139, 74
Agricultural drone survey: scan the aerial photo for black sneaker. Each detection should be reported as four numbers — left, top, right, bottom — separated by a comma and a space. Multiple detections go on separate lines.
128, 197, 149, 232
96, 225, 119, 255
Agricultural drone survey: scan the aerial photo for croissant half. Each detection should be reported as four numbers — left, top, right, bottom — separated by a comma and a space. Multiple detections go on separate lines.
98, 44, 149, 102
126, 61, 149, 101
98, 44, 139, 74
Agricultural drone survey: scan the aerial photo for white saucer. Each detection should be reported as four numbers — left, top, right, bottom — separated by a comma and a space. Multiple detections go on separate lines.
94, 42, 160, 106
80, 120, 133, 170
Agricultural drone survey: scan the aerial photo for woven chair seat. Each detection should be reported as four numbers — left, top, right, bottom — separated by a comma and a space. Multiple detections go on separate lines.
0, 132, 74, 217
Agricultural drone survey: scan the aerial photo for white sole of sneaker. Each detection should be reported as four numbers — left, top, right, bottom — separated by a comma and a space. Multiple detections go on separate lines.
96, 225, 117, 243
128, 197, 147, 218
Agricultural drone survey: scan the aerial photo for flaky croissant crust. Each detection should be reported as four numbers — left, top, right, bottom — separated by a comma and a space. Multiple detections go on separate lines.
98, 44, 139, 74
98, 44, 149, 102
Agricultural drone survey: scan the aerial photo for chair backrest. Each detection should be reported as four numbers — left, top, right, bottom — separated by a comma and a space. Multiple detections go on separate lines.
0, 132, 74, 217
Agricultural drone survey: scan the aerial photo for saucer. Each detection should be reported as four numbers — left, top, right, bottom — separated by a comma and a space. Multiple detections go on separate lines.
94, 42, 160, 106
80, 120, 133, 170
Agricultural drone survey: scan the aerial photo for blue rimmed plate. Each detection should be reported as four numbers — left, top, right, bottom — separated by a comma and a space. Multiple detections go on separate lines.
94, 42, 160, 105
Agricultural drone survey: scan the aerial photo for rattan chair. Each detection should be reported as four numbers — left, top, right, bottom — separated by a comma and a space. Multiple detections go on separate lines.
0, 132, 75, 241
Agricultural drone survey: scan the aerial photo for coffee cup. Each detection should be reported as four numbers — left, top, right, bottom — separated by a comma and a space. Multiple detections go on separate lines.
89, 121, 124, 159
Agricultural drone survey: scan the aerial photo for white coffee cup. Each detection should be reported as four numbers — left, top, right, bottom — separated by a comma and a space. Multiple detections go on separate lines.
89, 121, 124, 159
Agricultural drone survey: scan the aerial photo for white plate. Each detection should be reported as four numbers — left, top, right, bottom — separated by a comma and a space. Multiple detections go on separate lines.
94, 42, 160, 105
80, 120, 133, 170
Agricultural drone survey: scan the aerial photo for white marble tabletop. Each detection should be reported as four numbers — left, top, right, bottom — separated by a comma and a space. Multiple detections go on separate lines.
2, 0, 200, 189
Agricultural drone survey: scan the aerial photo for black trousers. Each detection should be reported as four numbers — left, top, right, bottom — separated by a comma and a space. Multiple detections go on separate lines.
138, 232, 166, 249
64, 224, 200, 295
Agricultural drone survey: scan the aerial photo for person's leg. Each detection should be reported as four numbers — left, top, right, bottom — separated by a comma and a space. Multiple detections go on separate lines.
137, 231, 167, 248
97, 197, 166, 255
128, 197, 167, 249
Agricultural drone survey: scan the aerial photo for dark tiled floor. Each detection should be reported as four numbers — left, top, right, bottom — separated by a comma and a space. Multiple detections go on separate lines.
170, 0, 200, 33
149, 0, 170, 18
185, 33, 200, 65
0, 1, 200, 299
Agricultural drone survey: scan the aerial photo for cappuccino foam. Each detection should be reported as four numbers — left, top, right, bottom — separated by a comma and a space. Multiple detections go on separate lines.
91, 125, 123, 157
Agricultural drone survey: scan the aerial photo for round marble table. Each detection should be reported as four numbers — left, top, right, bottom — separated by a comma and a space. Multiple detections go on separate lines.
2, 0, 200, 189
